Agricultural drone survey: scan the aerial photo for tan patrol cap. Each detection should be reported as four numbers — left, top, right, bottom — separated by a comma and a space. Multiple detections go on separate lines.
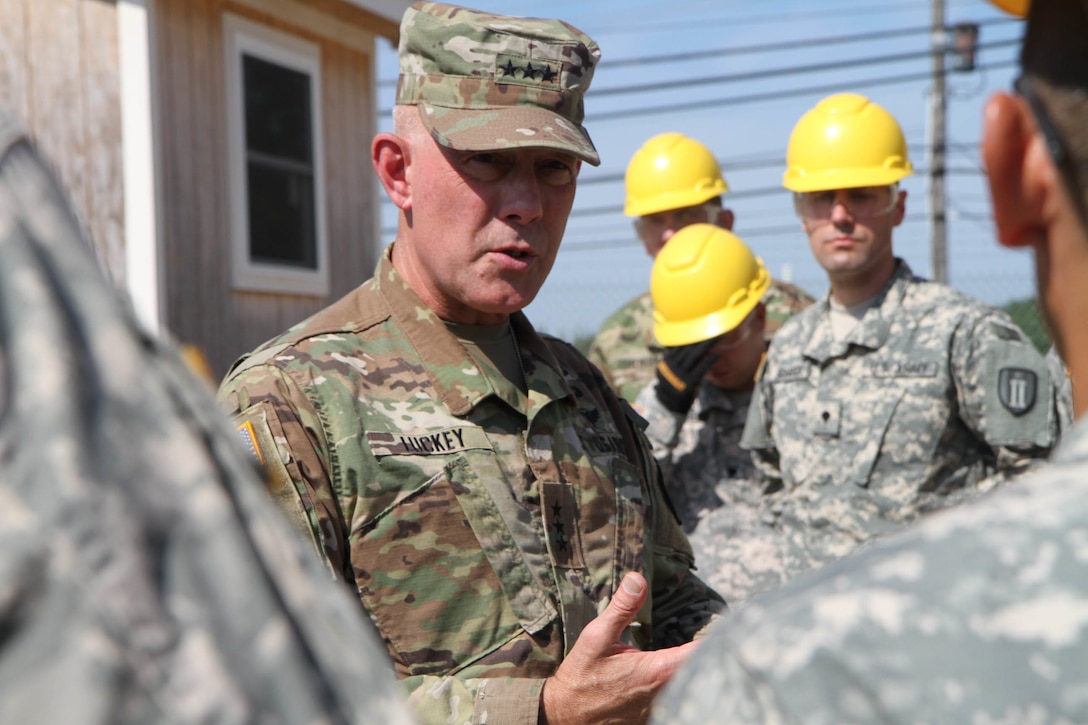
395, 2, 601, 165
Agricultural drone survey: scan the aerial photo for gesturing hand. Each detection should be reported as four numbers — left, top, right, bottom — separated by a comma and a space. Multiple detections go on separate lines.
654, 336, 721, 415
540, 573, 700, 725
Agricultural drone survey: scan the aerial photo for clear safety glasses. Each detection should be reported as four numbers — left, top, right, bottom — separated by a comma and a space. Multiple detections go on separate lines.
713, 310, 758, 352
793, 184, 899, 222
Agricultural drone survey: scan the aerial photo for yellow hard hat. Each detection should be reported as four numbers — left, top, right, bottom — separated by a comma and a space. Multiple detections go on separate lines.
783, 93, 913, 192
990, 0, 1029, 16
651, 223, 771, 347
624, 133, 729, 217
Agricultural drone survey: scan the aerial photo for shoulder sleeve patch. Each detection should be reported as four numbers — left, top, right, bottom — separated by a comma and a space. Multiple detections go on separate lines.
979, 343, 1055, 447
233, 405, 316, 542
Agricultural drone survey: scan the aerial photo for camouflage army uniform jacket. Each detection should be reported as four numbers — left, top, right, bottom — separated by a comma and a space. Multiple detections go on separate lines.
219, 248, 724, 725
634, 382, 773, 605
0, 114, 410, 725
742, 259, 1056, 564
634, 381, 760, 533
652, 418, 1088, 725
589, 280, 815, 402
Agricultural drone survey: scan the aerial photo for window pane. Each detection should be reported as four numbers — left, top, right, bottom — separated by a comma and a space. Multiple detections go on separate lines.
243, 54, 312, 163
247, 162, 316, 269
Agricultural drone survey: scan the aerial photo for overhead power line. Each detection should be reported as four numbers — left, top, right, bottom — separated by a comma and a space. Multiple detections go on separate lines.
576, 141, 982, 186
568, 168, 984, 220
377, 16, 1020, 88
586, 58, 1018, 122
600, 16, 1017, 69
591, 38, 1019, 98
555, 213, 932, 254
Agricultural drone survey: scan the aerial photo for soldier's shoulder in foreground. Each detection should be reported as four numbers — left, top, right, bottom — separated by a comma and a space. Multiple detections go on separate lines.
651, 422, 1088, 724
0, 112, 410, 724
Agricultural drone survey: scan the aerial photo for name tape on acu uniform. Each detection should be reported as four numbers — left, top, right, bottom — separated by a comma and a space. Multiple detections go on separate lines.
366, 427, 626, 457
367, 427, 492, 456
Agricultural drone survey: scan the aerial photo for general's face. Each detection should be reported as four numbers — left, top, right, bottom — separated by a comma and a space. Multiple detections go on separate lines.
398, 133, 580, 325
798, 185, 905, 284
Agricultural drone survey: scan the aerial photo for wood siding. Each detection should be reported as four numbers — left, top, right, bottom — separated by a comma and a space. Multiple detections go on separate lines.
0, 0, 124, 286
156, 0, 383, 377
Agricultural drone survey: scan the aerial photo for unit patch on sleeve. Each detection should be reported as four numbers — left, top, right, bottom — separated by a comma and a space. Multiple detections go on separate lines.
998, 367, 1038, 416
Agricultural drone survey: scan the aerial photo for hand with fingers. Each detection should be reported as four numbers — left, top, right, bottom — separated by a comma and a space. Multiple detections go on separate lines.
540, 572, 700, 725
654, 336, 721, 415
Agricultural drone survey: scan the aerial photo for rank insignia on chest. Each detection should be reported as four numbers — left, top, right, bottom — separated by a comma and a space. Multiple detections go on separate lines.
998, 367, 1038, 415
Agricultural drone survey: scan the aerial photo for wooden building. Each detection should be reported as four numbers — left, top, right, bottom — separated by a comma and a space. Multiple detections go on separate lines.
0, 0, 411, 376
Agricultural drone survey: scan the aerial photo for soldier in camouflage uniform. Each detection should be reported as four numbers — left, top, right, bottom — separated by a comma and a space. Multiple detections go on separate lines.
653, 4, 1088, 716
588, 132, 814, 402
1047, 344, 1075, 434
0, 113, 410, 723
717, 92, 1058, 604
218, 4, 724, 725
631, 224, 772, 537
629, 225, 808, 604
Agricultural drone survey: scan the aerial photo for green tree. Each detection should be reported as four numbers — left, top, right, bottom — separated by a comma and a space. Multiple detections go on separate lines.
1003, 297, 1050, 353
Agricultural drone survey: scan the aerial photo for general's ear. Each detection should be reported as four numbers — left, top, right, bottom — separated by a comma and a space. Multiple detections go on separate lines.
372, 132, 412, 211
982, 92, 1049, 248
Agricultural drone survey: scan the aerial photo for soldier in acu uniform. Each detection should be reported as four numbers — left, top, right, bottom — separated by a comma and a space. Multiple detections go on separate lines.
630, 225, 814, 603
652, 1, 1088, 720
724, 91, 1058, 600
630, 224, 772, 535
0, 114, 410, 723
218, 4, 724, 725
588, 132, 813, 402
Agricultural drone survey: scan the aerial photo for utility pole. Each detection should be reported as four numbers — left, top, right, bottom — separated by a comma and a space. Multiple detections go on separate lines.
929, 0, 948, 283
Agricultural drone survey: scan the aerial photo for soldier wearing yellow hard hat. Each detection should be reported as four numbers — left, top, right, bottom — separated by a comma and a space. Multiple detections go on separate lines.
652, 0, 1088, 721
735, 87, 1057, 595
588, 132, 814, 402
631, 223, 770, 533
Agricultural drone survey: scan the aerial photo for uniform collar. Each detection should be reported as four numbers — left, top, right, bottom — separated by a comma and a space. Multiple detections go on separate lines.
375, 245, 573, 417
803, 258, 913, 363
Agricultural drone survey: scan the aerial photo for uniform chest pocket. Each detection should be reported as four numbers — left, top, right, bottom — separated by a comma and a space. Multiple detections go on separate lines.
350, 459, 556, 679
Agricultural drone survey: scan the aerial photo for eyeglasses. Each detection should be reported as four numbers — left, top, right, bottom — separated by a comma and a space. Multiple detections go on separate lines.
1015, 75, 1069, 173
793, 185, 899, 222
1013, 74, 1088, 227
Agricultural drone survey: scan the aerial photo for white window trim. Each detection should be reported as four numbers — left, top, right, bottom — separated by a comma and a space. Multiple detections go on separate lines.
224, 13, 329, 296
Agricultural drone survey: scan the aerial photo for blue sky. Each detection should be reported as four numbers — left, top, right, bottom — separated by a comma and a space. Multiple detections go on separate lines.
377, 0, 1029, 340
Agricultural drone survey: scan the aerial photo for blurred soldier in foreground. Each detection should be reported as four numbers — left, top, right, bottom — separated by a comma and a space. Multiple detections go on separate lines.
633, 224, 800, 603
588, 132, 813, 402
733, 91, 1056, 598
0, 114, 410, 723
652, 0, 1088, 721
219, 4, 724, 724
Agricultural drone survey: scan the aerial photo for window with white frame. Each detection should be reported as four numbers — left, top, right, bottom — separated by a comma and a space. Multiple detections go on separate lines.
224, 14, 328, 295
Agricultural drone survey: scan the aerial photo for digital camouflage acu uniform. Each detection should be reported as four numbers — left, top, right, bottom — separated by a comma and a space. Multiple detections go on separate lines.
634, 382, 776, 602
219, 249, 725, 725
1047, 344, 1075, 435
652, 417, 1088, 725
724, 258, 1057, 603
589, 279, 815, 402
634, 383, 760, 533
0, 114, 410, 724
